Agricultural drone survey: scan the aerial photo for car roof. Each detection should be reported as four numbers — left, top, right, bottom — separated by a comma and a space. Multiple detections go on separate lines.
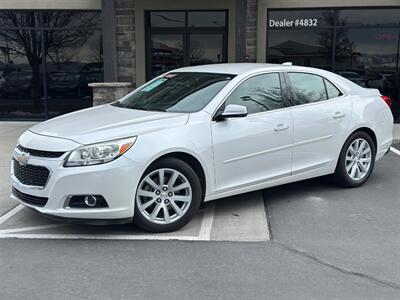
172, 63, 279, 75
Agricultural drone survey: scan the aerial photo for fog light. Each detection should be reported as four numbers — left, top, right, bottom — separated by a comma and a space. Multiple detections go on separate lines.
67, 195, 108, 209
84, 195, 97, 207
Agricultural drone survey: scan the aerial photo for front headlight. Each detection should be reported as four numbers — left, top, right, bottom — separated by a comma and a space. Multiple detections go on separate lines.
64, 137, 137, 167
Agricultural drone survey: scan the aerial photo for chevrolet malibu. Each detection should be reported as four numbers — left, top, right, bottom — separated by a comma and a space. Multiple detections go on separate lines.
11, 64, 393, 232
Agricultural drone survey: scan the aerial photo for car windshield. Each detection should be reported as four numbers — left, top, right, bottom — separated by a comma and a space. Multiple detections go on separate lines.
112, 72, 235, 113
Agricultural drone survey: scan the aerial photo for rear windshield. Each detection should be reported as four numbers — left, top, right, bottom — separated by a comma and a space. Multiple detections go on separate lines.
112, 72, 235, 113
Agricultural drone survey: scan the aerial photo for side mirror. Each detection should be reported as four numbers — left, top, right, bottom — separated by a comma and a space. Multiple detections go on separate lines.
215, 104, 248, 121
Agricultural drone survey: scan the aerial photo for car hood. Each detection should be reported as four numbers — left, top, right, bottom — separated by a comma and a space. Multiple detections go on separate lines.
29, 104, 189, 145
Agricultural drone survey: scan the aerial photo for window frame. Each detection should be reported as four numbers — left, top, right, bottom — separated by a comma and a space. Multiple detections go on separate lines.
284, 71, 347, 108
212, 71, 291, 121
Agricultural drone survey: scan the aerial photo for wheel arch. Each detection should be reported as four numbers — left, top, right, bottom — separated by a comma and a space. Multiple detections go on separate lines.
145, 151, 207, 202
335, 126, 378, 172
348, 127, 377, 150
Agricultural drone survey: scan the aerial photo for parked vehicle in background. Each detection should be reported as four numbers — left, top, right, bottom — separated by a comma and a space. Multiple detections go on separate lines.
337, 71, 368, 87
11, 64, 393, 232
48, 72, 83, 98
2, 71, 36, 98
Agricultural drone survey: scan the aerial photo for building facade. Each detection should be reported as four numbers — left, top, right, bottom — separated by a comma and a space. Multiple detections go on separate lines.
0, 0, 399, 122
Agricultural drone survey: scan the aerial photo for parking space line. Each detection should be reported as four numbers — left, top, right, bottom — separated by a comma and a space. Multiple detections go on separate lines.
198, 203, 215, 241
0, 233, 200, 241
0, 224, 67, 234
0, 204, 24, 225
390, 147, 400, 156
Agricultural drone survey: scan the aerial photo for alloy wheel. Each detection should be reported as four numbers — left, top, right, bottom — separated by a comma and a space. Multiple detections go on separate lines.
345, 138, 372, 181
136, 168, 192, 225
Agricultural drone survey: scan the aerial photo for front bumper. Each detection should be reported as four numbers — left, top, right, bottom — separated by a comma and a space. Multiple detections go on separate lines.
11, 150, 143, 221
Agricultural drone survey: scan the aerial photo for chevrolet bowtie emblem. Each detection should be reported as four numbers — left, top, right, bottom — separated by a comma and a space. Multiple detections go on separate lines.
15, 151, 30, 166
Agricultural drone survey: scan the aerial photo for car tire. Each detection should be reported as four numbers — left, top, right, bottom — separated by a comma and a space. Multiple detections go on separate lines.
133, 157, 203, 233
334, 131, 376, 188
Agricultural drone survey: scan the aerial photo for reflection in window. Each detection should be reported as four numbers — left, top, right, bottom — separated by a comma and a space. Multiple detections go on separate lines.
288, 73, 327, 105
268, 9, 335, 27
147, 10, 227, 79
45, 29, 103, 117
150, 34, 184, 78
336, 9, 400, 27
0, 11, 40, 28
0, 30, 45, 119
189, 34, 223, 65
150, 12, 185, 27
114, 72, 234, 113
225, 73, 283, 114
267, 29, 333, 70
0, 10, 103, 120
42, 11, 101, 28
188, 11, 226, 27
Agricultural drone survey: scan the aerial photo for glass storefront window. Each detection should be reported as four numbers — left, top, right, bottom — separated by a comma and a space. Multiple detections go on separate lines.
267, 9, 334, 28
150, 34, 184, 78
188, 11, 226, 27
0, 10, 102, 120
146, 10, 227, 80
0, 30, 45, 119
336, 9, 400, 27
189, 34, 224, 65
150, 12, 185, 28
42, 11, 102, 28
267, 8, 400, 122
45, 29, 103, 118
267, 29, 333, 70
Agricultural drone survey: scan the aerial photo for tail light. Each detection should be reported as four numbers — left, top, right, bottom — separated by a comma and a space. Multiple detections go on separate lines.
381, 95, 392, 108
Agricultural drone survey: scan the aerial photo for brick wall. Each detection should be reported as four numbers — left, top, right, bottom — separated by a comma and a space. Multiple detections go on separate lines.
115, 0, 136, 84
246, 0, 257, 62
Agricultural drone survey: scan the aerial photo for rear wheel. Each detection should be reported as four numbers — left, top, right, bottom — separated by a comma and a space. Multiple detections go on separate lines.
134, 157, 202, 233
334, 131, 376, 187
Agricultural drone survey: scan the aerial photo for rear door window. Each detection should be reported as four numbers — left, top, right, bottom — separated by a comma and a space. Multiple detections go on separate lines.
287, 73, 327, 105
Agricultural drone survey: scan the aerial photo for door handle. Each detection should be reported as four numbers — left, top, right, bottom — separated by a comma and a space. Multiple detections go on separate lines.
274, 123, 289, 132
333, 111, 345, 119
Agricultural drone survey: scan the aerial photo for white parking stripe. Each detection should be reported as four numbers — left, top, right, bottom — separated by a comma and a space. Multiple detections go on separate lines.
198, 203, 215, 241
0, 224, 67, 234
390, 147, 400, 156
0, 204, 24, 225
0, 233, 200, 241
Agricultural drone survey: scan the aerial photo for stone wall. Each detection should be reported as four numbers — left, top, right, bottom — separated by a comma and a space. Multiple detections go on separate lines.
89, 83, 133, 106
115, 0, 136, 84
246, 0, 258, 62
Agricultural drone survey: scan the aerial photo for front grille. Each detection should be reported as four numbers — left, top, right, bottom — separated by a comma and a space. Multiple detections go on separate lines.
13, 159, 50, 187
12, 187, 48, 207
17, 144, 65, 158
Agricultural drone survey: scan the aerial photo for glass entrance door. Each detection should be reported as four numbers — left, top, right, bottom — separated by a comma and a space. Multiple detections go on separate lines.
146, 10, 228, 80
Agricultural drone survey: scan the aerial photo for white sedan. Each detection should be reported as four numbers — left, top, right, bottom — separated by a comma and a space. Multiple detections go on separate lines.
11, 64, 393, 232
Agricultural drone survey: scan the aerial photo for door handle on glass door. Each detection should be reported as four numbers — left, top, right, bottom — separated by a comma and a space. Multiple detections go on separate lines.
333, 111, 345, 119
274, 123, 289, 132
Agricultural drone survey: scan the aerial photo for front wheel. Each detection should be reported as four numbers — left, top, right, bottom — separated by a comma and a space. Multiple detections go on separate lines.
133, 157, 202, 233
334, 131, 376, 187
